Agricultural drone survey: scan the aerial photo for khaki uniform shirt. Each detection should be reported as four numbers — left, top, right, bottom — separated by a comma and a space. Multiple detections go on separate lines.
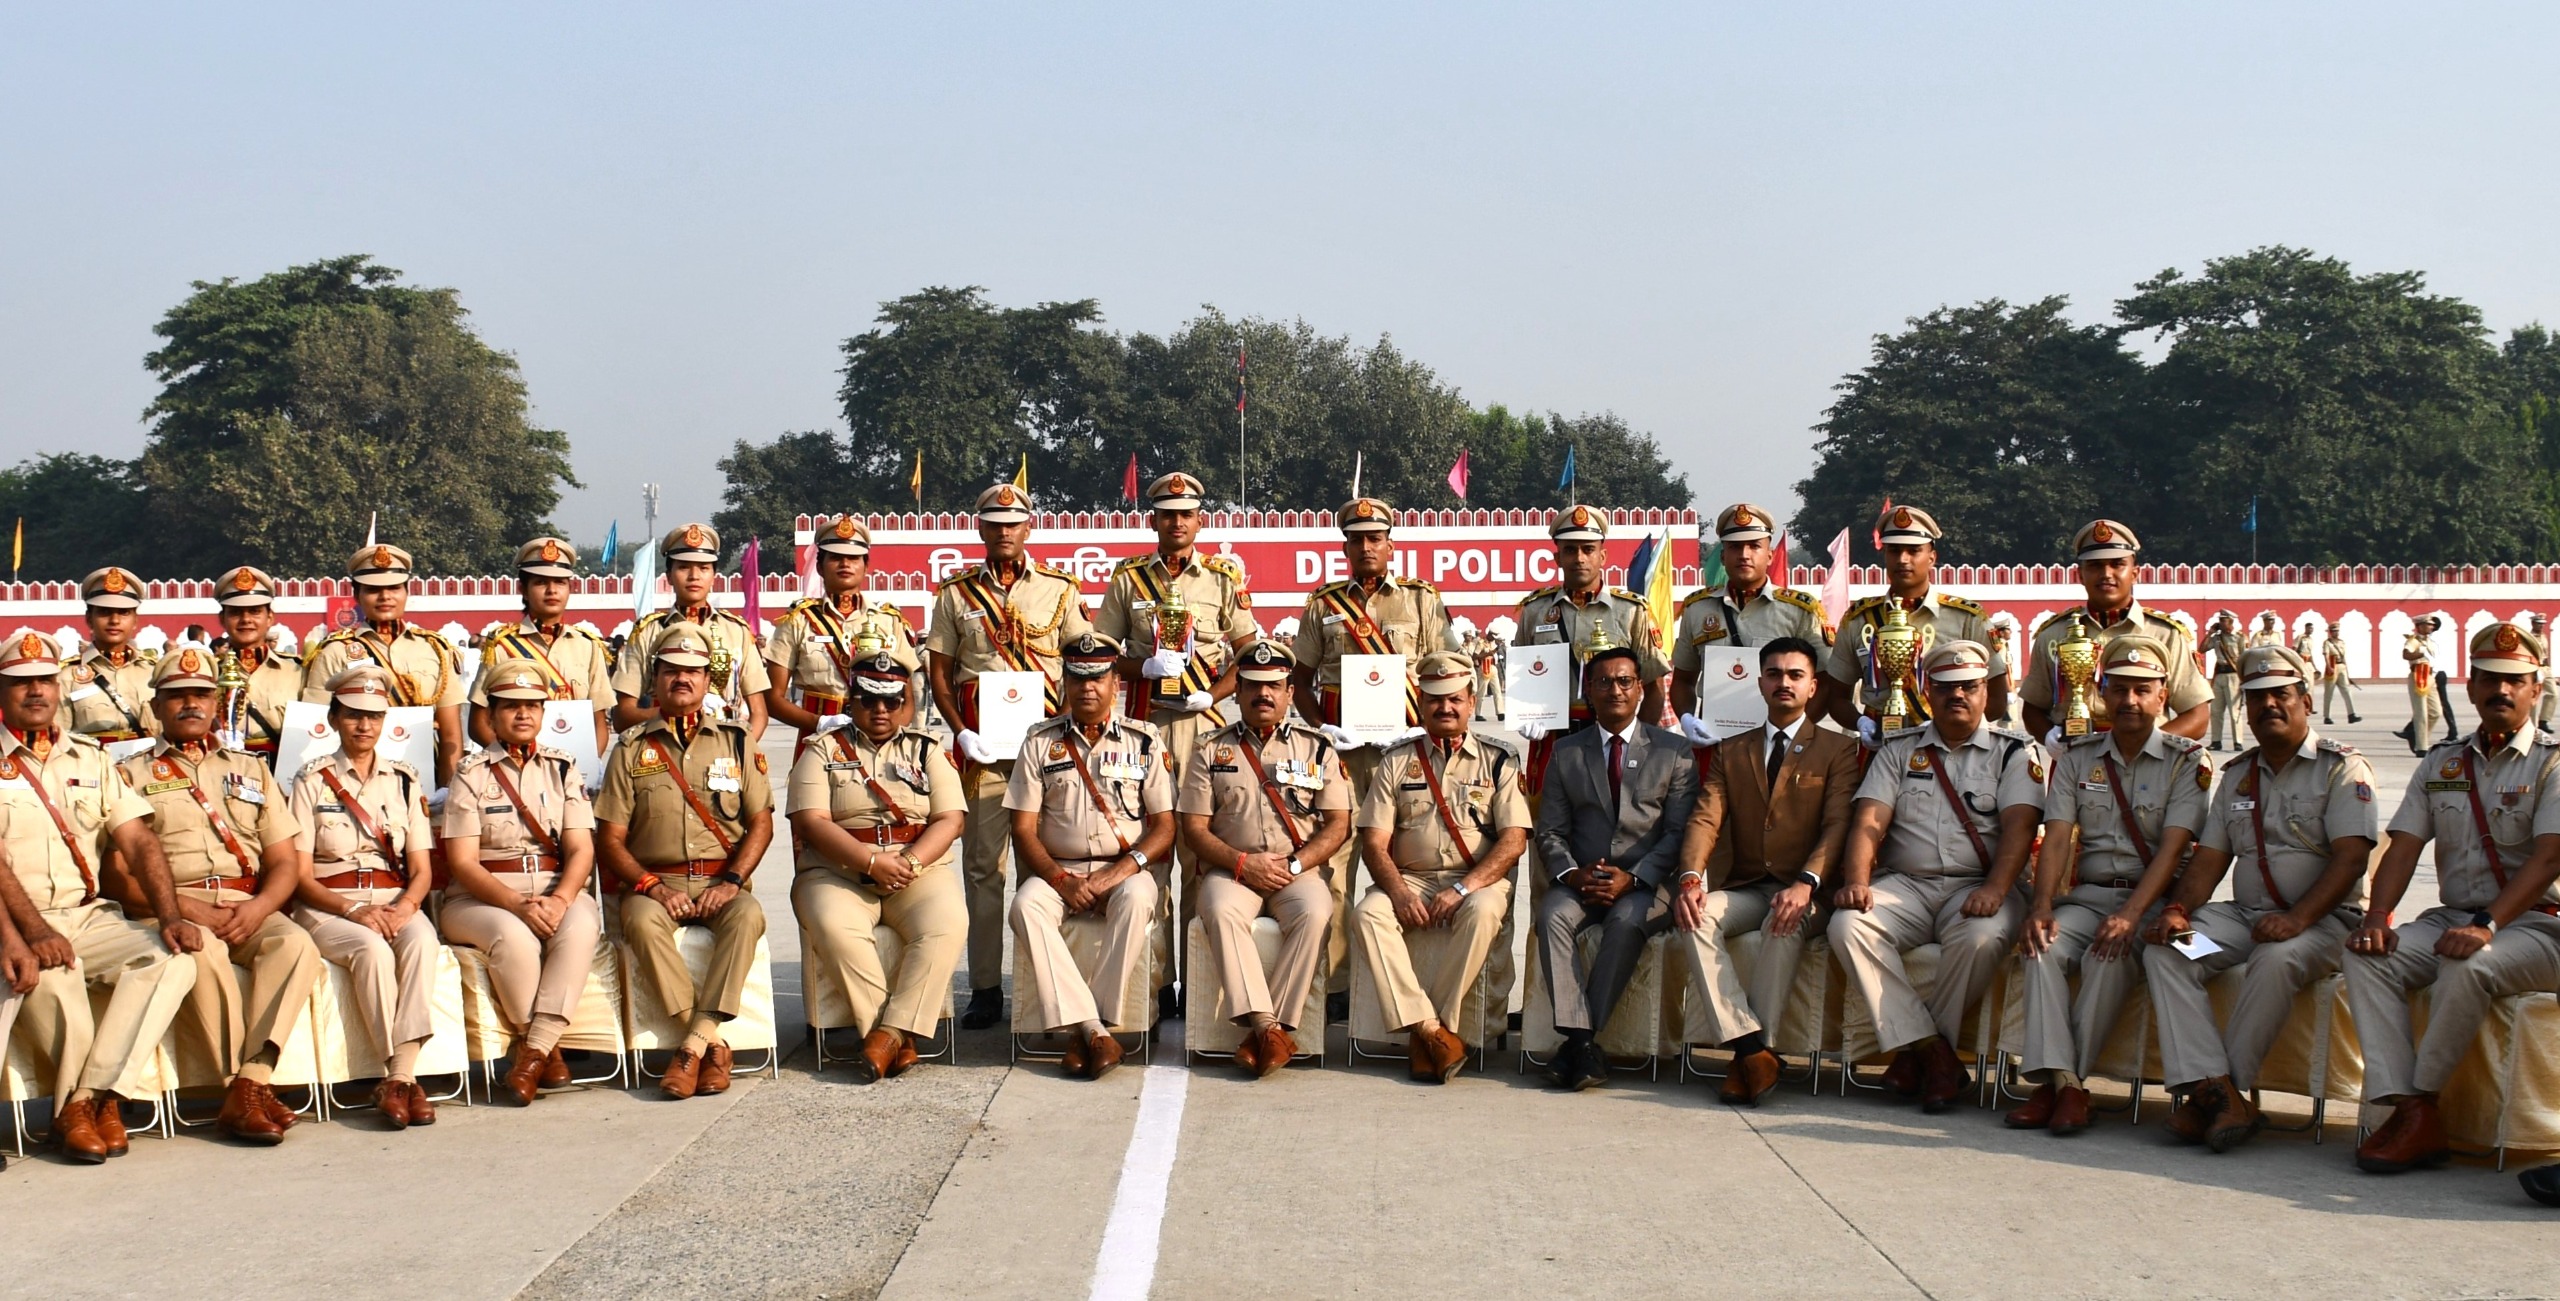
470, 621, 615, 709
788, 727, 962, 871
2389, 732, 2560, 913
1095, 551, 1260, 706
441, 747, 593, 863
2402, 634, 2434, 678
58, 649, 157, 739
2320, 637, 2351, 681
119, 741, 297, 888
923, 563, 1091, 683
594, 718, 771, 867
1355, 733, 1532, 874
2199, 731, 2377, 913
1854, 723, 2046, 879
301, 623, 466, 709
765, 595, 918, 706
1003, 715, 1173, 864
2043, 729, 2212, 886
288, 752, 433, 877
2246, 627, 2283, 650
1515, 585, 1670, 683
2019, 602, 2210, 718
2207, 630, 2244, 676
1177, 721, 1352, 857
1290, 576, 1454, 690
1825, 589, 2005, 714
0, 728, 149, 911
612, 607, 773, 709
211, 641, 303, 753
1671, 584, 1831, 670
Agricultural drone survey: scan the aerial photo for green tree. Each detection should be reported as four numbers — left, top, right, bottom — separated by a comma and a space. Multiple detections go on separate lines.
0, 453, 154, 581
1464, 406, 1690, 515
138, 255, 576, 576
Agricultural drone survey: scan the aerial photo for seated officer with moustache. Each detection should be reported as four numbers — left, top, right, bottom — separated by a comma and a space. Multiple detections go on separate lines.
1531, 631, 1696, 1091
1353, 651, 1531, 1084
1828, 640, 2044, 1112
1006, 633, 1175, 1081
2144, 645, 2376, 1154
1178, 639, 1352, 1078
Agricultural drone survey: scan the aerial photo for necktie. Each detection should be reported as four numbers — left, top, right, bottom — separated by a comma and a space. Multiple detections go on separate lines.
1606, 734, 1624, 809
1768, 730, 1788, 788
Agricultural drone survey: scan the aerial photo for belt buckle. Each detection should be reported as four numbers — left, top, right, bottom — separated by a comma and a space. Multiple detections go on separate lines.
870, 825, 895, 847
521, 849, 541, 875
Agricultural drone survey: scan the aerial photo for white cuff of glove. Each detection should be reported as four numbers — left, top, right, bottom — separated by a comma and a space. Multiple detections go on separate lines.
1142, 649, 1187, 680
1856, 717, 1880, 749
1319, 724, 1365, 751
957, 729, 997, 764
1181, 691, 1214, 713
1678, 713, 1717, 744
2042, 725, 2064, 748
814, 713, 853, 736
1514, 720, 1550, 742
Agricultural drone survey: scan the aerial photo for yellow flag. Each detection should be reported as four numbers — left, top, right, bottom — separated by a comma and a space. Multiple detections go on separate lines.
10, 517, 19, 578
909, 447, 923, 504
1012, 453, 1029, 492
1643, 529, 1675, 651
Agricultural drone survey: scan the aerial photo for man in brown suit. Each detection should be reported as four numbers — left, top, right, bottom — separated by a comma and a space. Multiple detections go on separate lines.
1673, 637, 1861, 1104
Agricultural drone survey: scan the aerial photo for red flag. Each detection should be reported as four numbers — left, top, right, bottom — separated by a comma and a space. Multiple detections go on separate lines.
1446, 448, 1470, 500
740, 537, 763, 632
1871, 496, 1893, 552
1235, 348, 1248, 413
1771, 532, 1790, 586
1121, 453, 1140, 503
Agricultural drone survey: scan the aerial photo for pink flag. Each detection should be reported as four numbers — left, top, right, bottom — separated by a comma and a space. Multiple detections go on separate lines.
1446, 448, 1470, 500
1820, 527, 1853, 626
740, 536, 763, 632
1771, 532, 1791, 586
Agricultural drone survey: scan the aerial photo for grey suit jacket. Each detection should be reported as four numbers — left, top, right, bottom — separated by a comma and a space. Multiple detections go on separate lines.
1532, 721, 1699, 885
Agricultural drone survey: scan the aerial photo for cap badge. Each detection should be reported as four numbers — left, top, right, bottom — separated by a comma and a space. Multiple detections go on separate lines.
684, 524, 708, 549
16, 633, 41, 659
540, 539, 564, 563
178, 650, 203, 674
371, 545, 394, 569
994, 487, 1017, 507
832, 516, 859, 539
2090, 521, 2114, 544
101, 570, 128, 594
2496, 625, 2522, 653
1891, 506, 1913, 529
232, 569, 258, 591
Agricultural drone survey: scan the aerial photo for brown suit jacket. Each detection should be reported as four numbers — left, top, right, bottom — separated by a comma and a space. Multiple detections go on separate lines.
1678, 720, 1863, 891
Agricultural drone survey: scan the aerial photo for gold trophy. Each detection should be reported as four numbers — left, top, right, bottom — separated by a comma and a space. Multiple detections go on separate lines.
1151, 586, 1194, 700
849, 614, 887, 661
1861, 602, 1931, 734
215, 646, 250, 752
707, 638, 738, 720
2054, 612, 2100, 737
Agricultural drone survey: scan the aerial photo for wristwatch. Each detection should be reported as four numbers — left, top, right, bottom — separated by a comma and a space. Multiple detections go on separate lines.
1286, 857, 1304, 877
714, 870, 746, 887
1128, 849, 1151, 870
1451, 881, 1473, 899
1795, 869, 1824, 891
2471, 909, 2497, 933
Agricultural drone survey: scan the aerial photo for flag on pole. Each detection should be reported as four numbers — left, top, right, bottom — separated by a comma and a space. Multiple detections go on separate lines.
1629, 531, 1675, 650
1871, 496, 1893, 551
1558, 445, 1577, 498
631, 538, 662, 622
9, 517, 19, 581
1121, 453, 1141, 503
1699, 541, 1726, 593
600, 519, 619, 570
1771, 531, 1791, 586
1446, 448, 1470, 500
1820, 527, 1854, 626
740, 537, 763, 632
1013, 453, 1029, 492
364, 511, 378, 549
910, 447, 924, 506
2243, 495, 2258, 533
1235, 348, 1247, 412
1351, 451, 1364, 500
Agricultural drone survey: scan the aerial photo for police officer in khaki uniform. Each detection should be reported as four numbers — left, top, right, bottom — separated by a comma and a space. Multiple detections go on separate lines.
2320, 619, 2361, 725
1006, 633, 1175, 1081
766, 514, 920, 739
612, 523, 772, 740
2010, 635, 2212, 1136
1177, 639, 1351, 1077
2206, 612, 2245, 750
2347, 622, 2560, 1173
2534, 614, 2555, 729
469, 537, 615, 755
111, 647, 319, 1145
1828, 640, 2043, 1113
2247, 612, 2283, 650
788, 650, 966, 1083
925, 483, 1094, 1028
59, 566, 158, 743
210, 566, 303, 764
289, 664, 440, 1128
1352, 651, 1531, 1084
1289, 496, 1454, 1010
0, 631, 200, 1162
2397, 617, 2445, 755
1513, 505, 1670, 776
1821, 506, 2009, 737
301, 544, 466, 786
2018, 520, 2211, 742
596, 622, 774, 1100
1670, 502, 1830, 740
2144, 644, 2377, 1153
440, 660, 602, 1106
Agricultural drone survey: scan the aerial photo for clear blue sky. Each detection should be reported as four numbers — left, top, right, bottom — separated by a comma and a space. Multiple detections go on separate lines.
5, 3, 2555, 548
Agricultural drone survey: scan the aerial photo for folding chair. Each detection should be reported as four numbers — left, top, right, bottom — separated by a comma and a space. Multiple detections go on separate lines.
313, 943, 471, 1114
1518, 925, 1669, 1081
1009, 912, 1157, 1065
1182, 916, 1322, 1068
802, 921, 958, 1070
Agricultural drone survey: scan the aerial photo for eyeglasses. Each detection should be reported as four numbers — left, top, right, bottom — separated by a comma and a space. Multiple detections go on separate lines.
853, 695, 902, 709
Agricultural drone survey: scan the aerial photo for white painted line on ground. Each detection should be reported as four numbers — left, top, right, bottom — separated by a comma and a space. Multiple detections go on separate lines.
1088, 1063, 1190, 1301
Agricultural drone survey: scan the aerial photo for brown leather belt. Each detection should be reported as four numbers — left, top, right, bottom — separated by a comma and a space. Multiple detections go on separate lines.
852, 822, 924, 846
480, 855, 564, 875
183, 876, 258, 895
671, 857, 728, 878
317, 866, 406, 891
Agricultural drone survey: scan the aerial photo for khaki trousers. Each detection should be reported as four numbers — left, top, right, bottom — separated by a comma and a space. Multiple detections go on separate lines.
174, 886, 323, 1078
1196, 868, 1333, 1029
440, 878, 603, 1033
1010, 865, 1160, 1030
961, 759, 1015, 990
2209, 674, 2240, 747
2408, 675, 2441, 745
1354, 869, 1512, 1032
1325, 746, 1385, 993
2321, 672, 2358, 721
620, 875, 766, 1023
793, 863, 966, 1038
2347, 907, 2560, 1102
11, 902, 198, 1105
2016, 884, 2155, 1080
2143, 900, 2350, 1090
1677, 880, 1812, 1046
1829, 873, 2023, 1054
297, 892, 439, 1069
2539, 685, 2556, 727
1537, 882, 1668, 1033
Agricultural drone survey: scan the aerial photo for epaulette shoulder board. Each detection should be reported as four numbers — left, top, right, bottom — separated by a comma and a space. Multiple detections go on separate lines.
1311, 579, 1350, 597
1938, 593, 1987, 617
534, 744, 578, 767
1843, 594, 1887, 620
1676, 588, 1717, 612
1398, 575, 1440, 595
1772, 587, 1823, 614
1033, 560, 1080, 582
2064, 731, 2112, 751
2150, 607, 2193, 636
933, 567, 984, 594
1204, 554, 1246, 583
1519, 583, 1561, 606
1609, 587, 1644, 603
788, 596, 824, 614
2319, 738, 2360, 758
382, 757, 421, 781
2160, 732, 2204, 754
1110, 555, 1148, 576
60, 730, 103, 754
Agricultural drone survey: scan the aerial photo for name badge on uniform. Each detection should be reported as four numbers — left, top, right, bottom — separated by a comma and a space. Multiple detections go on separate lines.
1535, 620, 1560, 635
2080, 779, 2112, 793
1130, 599, 1156, 613
2230, 798, 2257, 811
66, 684, 101, 702
484, 804, 514, 815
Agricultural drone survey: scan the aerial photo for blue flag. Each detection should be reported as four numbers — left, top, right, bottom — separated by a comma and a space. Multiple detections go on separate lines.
2243, 496, 2258, 534
601, 519, 620, 568
1558, 445, 1577, 492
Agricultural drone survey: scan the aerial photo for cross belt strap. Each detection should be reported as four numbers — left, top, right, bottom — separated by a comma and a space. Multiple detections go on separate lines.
1925, 745, 1997, 874
1061, 730, 1135, 857
830, 731, 920, 832
1415, 742, 1484, 874
1235, 731, 1308, 852
488, 756, 564, 859
316, 766, 406, 885
2099, 753, 2156, 866
642, 735, 736, 855
2238, 757, 2291, 911
2, 753, 96, 903
2459, 747, 2509, 891
183, 776, 261, 891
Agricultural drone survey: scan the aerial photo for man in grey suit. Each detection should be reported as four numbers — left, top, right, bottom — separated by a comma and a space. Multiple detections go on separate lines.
1531, 640, 1698, 1090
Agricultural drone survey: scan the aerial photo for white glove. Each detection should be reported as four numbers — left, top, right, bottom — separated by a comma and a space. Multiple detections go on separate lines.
427, 786, 450, 815
1678, 713, 1717, 745
1393, 726, 1427, 747
1515, 719, 1550, 742
814, 713, 853, 736
215, 727, 248, 753
1856, 717, 1880, 749
2042, 725, 2064, 748
1142, 647, 1188, 680
1319, 724, 1365, 751
1180, 691, 1214, 713
957, 729, 997, 764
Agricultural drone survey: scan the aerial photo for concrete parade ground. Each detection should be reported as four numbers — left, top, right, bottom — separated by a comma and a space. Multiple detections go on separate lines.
7, 714, 2559, 1301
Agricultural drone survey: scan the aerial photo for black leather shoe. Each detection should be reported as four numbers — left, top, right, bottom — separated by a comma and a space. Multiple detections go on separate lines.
1157, 984, 1181, 1023
1546, 1036, 1591, 1088
1326, 991, 1350, 1024
1572, 1039, 1610, 1091
2522, 1164, 2560, 1208
960, 987, 1004, 1030
2349, 713, 2362, 723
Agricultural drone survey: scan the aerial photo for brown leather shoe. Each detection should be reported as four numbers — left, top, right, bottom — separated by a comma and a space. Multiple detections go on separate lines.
54, 1096, 109, 1164
2166, 1079, 2225, 1144
889, 1034, 919, 1077
504, 1042, 548, 1106
374, 1079, 412, 1129
698, 1041, 735, 1095
660, 1048, 702, 1100
1427, 1026, 1469, 1083
857, 1028, 903, 1083
1919, 1040, 1968, 1114
1881, 1048, 1924, 1098
1406, 1029, 1436, 1082
257, 1083, 300, 1131
217, 1077, 286, 1145
1254, 1024, 1296, 1079
404, 1079, 438, 1126
2048, 1086, 2093, 1137
1721, 1049, 1783, 1107
1062, 1033, 1090, 1078
2356, 1096, 2453, 1173
92, 1092, 130, 1156
1232, 1026, 1265, 1076
2206, 1086, 2265, 1153
1083, 1031, 1124, 1080
541, 1046, 572, 1089
2004, 1082, 2057, 1129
